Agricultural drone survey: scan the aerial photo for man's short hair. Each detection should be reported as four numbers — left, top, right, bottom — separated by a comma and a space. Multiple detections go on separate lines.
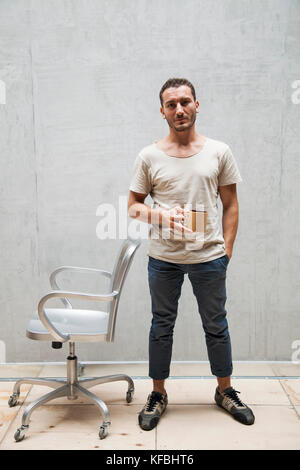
159, 78, 196, 106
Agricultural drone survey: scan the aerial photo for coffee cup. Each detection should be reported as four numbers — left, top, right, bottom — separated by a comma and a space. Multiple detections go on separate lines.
185, 210, 207, 233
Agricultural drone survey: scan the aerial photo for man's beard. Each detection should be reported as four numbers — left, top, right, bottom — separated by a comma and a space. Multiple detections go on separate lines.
165, 111, 197, 132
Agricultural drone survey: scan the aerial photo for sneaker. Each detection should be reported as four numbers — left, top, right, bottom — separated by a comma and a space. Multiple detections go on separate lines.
138, 391, 168, 430
215, 386, 255, 425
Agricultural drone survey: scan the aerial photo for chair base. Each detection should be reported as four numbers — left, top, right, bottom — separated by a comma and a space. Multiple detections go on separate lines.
9, 348, 134, 441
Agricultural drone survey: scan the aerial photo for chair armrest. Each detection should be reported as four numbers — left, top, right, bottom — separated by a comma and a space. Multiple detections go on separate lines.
37, 290, 119, 343
49, 266, 112, 309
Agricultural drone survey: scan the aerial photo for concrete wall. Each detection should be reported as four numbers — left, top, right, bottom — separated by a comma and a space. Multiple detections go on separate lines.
0, 0, 299, 362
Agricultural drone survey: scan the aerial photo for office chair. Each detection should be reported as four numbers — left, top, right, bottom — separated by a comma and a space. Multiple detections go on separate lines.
8, 237, 141, 441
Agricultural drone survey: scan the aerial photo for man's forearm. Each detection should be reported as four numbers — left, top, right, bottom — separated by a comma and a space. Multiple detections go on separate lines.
128, 202, 162, 225
128, 202, 187, 233
222, 204, 239, 257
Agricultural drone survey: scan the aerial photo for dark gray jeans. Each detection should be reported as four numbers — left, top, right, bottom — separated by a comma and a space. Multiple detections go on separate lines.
148, 254, 233, 379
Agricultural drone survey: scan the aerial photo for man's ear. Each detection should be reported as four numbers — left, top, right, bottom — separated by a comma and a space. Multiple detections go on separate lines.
160, 106, 166, 119
195, 100, 200, 113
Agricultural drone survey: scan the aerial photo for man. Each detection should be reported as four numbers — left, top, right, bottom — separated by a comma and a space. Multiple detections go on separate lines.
128, 77, 255, 430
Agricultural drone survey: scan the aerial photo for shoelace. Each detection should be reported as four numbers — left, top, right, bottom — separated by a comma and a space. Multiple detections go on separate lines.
224, 388, 244, 407
146, 393, 162, 412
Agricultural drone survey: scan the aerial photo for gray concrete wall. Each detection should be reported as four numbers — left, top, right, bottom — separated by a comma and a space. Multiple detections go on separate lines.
0, 0, 299, 362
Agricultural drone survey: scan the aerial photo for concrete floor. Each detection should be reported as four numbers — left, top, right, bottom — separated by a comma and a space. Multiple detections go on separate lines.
0, 362, 300, 450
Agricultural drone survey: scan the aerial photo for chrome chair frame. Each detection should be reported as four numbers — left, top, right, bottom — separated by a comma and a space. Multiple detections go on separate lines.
9, 237, 141, 441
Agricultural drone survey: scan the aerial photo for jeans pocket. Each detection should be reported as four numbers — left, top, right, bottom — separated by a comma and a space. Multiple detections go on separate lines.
218, 254, 229, 269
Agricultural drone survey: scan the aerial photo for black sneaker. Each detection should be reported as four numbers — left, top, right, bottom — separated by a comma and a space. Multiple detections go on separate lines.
138, 391, 168, 431
215, 386, 255, 425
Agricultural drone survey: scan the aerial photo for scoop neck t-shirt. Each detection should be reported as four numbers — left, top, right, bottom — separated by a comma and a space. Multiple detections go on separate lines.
154, 138, 208, 158
129, 137, 242, 264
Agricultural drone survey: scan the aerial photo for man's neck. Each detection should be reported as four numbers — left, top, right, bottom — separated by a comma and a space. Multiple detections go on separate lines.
164, 129, 203, 148
166, 128, 200, 147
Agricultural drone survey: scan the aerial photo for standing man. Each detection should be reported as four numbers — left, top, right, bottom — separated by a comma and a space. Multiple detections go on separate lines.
128, 78, 254, 430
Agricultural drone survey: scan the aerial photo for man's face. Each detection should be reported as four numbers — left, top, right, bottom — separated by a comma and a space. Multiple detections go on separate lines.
160, 85, 199, 132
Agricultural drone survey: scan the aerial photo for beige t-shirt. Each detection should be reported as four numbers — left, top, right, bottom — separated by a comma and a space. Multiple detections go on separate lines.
129, 137, 242, 264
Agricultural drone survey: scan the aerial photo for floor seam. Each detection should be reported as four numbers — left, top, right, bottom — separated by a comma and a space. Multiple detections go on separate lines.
13, 402, 293, 407
278, 379, 300, 420
1, 376, 300, 382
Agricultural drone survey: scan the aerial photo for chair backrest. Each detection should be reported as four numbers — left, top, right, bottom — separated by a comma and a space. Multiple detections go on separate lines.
106, 237, 141, 341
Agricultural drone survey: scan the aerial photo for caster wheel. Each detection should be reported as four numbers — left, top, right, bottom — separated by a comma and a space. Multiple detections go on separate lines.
8, 395, 18, 407
99, 425, 108, 439
126, 390, 133, 403
14, 428, 26, 442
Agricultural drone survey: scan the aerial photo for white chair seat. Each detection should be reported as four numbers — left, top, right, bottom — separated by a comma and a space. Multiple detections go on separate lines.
27, 308, 109, 342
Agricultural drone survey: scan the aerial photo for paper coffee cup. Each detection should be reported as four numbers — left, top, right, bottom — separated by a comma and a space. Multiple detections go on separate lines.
186, 210, 207, 233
